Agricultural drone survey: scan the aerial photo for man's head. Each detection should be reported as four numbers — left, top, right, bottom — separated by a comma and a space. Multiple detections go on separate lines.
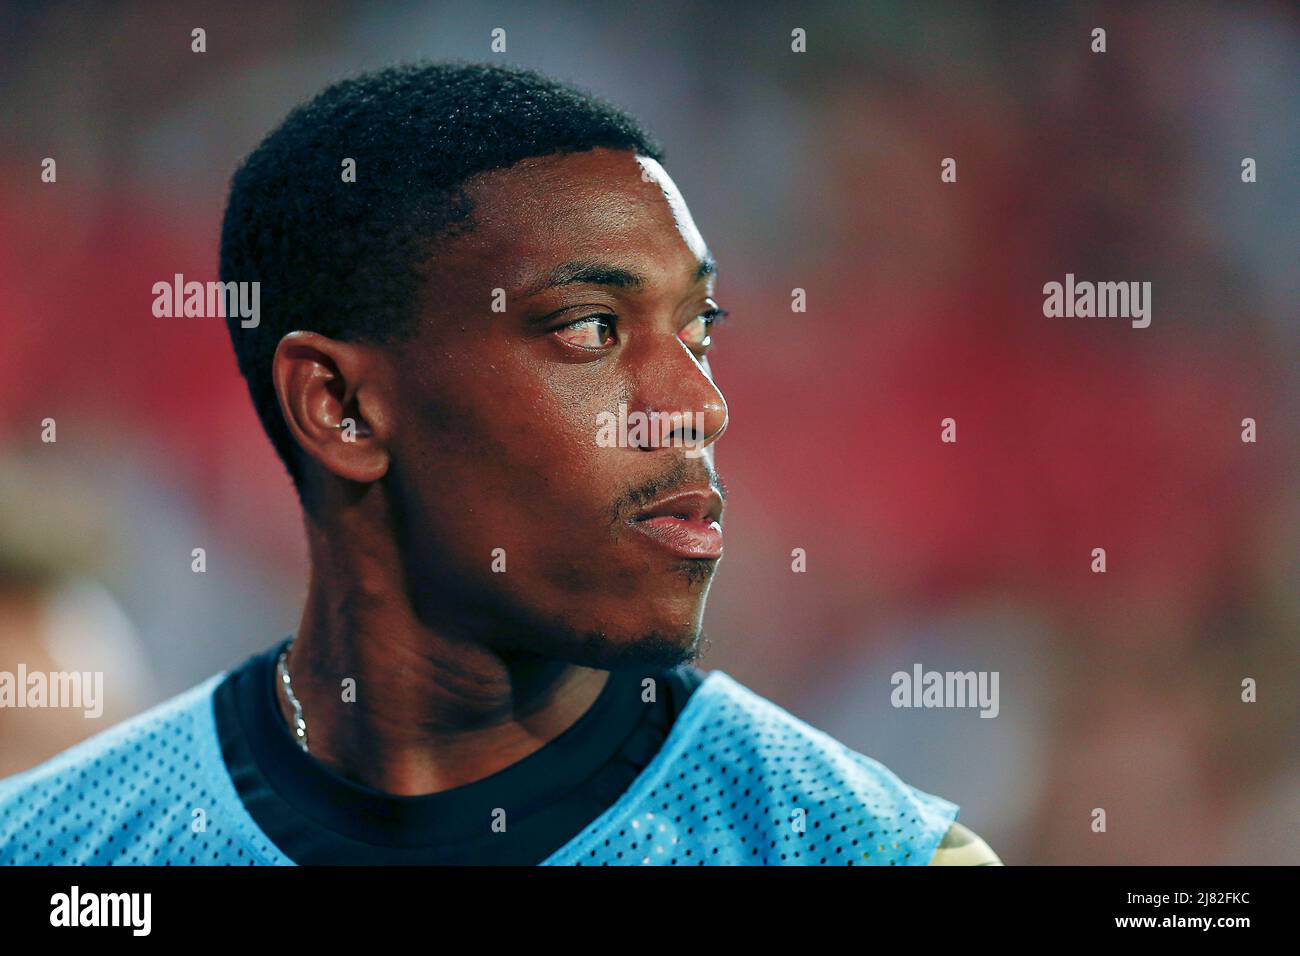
220, 62, 729, 671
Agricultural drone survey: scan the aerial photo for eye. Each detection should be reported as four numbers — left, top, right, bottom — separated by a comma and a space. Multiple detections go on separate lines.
679, 306, 729, 351
555, 314, 618, 350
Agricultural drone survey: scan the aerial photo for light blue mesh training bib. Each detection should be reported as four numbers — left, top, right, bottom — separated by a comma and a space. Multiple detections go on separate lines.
0, 668, 958, 865
541, 670, 958, 865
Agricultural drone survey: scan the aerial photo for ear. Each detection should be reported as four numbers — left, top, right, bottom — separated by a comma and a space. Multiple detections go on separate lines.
271, 331, 393, 484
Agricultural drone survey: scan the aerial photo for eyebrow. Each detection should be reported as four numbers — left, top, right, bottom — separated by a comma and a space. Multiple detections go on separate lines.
521, 254, 717, 298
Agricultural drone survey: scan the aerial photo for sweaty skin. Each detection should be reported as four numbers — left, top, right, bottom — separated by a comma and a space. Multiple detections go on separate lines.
269, 147, 728, 796
929, 822, 1004, 865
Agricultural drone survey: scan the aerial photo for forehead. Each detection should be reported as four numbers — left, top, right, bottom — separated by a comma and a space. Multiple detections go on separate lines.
443, 147, 710, 294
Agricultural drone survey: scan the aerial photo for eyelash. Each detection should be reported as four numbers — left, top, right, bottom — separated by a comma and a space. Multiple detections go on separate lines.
699, 306, 729, 329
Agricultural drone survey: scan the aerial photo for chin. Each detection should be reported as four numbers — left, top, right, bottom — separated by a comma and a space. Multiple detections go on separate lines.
674, 557, 721, 588
474, 581, 710, 670
568, 622, 704, 672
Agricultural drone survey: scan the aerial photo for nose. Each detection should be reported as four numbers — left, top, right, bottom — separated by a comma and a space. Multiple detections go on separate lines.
629, 336, 728, 455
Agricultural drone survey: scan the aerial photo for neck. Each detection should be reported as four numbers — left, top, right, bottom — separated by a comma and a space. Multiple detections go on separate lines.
277, 504, 609, 796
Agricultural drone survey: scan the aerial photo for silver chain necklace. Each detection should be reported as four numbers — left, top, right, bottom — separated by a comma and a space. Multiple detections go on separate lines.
276, 643, 310, 753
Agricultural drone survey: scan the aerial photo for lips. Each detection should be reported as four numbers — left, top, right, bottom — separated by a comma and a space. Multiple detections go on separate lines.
630, 486, 724, 559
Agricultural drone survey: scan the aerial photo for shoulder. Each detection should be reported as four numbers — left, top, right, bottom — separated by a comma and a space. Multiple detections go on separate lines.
0, 671, 277, 864
927, 821, 1003, 865
685, 670, 963, 864
0, 672, 224, 796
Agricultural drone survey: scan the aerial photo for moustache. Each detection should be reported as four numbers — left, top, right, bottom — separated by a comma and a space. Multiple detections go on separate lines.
612, 458, 726, 524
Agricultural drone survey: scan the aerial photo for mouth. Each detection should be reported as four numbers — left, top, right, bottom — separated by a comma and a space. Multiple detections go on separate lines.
629, 486, 724, 559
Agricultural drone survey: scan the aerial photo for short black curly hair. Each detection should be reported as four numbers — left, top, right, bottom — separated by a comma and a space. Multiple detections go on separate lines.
219, 60, 664, 491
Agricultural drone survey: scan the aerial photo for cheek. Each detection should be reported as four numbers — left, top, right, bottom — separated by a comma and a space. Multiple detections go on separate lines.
389, 359, 628, 573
